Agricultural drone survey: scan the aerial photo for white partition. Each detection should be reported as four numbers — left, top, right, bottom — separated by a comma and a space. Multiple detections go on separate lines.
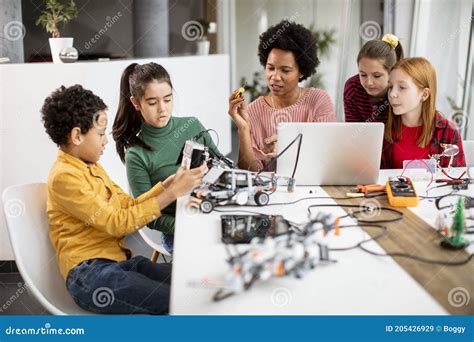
0, 54, 231, 260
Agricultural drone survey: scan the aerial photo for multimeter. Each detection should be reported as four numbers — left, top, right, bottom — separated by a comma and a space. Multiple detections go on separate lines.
386, 176, 419, 207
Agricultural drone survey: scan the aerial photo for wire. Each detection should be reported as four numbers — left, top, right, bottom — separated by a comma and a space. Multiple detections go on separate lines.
258, 133, 303, 179
399, 159, 435, 189
358, 243, 474, 266
419, 189, 456, 200
193, 129, 220, 147
441, 169, 466, 180
211, 194, 382, 211
435, 194, 474, 210
326, 224, 389, 251
307, 204, 404, 224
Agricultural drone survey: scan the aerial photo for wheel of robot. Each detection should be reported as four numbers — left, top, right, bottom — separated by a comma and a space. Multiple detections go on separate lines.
254, 192, 270, 206
200, 199, 215, 213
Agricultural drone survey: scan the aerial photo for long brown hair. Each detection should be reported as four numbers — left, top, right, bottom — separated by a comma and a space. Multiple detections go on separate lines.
385, 57, 437, 147
112, 62, 173, 162
357, 35, 404, 71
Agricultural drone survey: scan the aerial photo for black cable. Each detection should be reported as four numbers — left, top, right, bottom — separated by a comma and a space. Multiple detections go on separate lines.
211, 195, 375, 211
419, 189, 456, 200
358, 242, 474, 266
193, 129, 220, 147
307, 204, 404, 224
326, 224, 389, 251
435, 194, 474, 210
257, 133, 303, 178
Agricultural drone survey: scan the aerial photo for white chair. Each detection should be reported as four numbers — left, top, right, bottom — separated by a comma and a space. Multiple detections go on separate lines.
463, 140, 474, 166
138, 227, 172, 263
2, 183, 95, 315
126, 183, 172, 263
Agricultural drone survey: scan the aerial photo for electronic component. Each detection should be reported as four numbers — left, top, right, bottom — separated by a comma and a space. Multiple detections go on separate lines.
386, 176, 419, 207
189, 168, 275, 212
188, 214, 332, 301
221, 215, 293, 244
180, 140, 210, 169
232, 85, 246, 99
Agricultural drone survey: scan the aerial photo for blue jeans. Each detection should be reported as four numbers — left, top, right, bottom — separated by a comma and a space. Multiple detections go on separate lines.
66, 256, 171, 314
162, 233, 174, 255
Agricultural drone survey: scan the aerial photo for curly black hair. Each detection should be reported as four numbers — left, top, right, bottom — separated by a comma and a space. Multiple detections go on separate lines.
258, 20, 319, 81
41, 85, 107, 146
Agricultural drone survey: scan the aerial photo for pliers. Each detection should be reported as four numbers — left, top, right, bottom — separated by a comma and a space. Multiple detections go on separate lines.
347, 184, 386, 197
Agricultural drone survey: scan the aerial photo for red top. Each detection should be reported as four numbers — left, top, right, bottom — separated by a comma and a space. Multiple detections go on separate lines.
381, 112, 466, 169
392, 125, 431, 168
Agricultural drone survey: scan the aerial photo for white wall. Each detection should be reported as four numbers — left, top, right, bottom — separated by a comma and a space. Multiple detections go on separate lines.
0, 54, 231, 260
410, 0, 472, 133
234, 0, 354, 117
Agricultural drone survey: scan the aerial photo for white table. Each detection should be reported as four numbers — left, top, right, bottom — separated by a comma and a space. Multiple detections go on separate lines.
170, 169, 473, 314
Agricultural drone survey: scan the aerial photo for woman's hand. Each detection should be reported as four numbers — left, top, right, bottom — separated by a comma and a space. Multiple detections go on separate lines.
228, 91, 251, 131
255, 135, 278, 161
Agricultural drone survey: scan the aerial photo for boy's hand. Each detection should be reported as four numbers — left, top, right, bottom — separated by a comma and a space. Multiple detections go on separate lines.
162, 173, 176, 189
168, 164, 207, 198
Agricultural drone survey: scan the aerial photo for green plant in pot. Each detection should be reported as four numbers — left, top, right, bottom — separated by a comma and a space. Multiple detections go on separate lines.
195, 18, 216, 55
36, 0, 77, 63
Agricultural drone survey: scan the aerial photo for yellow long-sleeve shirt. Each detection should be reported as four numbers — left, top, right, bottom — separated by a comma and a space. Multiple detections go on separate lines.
47, 150, 164, 279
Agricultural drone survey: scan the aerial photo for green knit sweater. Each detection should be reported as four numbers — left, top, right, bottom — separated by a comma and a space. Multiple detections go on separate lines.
125, 116, 221, 234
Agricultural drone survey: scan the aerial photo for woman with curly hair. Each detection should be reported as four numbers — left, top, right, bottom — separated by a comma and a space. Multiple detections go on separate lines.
229, 20, 336, 172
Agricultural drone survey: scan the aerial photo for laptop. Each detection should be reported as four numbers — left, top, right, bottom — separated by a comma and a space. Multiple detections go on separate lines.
276, 122, 384, 185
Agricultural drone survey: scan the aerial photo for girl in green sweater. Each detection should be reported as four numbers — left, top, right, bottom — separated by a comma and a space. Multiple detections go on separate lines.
112, 62, 221, 254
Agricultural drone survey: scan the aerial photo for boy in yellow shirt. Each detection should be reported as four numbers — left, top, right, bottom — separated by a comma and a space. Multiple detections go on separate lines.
41, 85, 206, 314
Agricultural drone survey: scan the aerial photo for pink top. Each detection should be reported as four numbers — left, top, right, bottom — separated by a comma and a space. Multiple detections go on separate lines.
248, 87, 336, 171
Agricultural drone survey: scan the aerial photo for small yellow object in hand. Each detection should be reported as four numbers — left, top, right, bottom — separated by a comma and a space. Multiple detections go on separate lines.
233, 86, 246, 99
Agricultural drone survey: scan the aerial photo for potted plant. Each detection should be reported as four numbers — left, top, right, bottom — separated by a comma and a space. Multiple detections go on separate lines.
36, 0, 77, 63
196, 19, 216, 55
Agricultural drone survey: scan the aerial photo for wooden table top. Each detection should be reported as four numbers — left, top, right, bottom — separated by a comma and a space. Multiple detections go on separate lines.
323, 185, 473, 315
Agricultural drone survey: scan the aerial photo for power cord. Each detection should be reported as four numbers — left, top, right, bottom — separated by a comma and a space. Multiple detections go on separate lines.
307, 204, 404, 224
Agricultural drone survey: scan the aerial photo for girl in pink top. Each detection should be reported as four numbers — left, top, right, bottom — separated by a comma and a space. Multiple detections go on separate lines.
228, 20, 336, 172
